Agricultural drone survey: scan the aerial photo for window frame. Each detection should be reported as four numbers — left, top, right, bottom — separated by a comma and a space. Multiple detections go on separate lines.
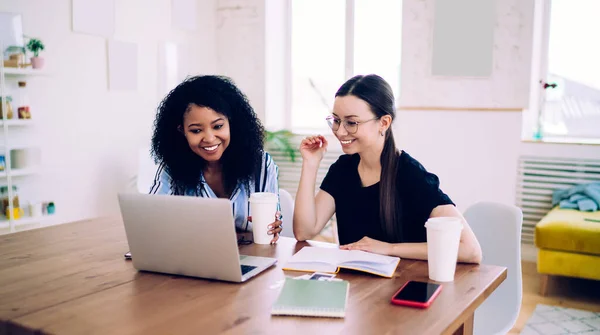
284, 0, 357, 134
526, 0, 600, 144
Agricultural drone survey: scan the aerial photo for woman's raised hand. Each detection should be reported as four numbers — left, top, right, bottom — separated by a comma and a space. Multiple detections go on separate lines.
299, 135, 328, 166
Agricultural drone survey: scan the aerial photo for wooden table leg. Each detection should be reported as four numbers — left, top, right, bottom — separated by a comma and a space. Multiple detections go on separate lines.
452, 313, 474, 335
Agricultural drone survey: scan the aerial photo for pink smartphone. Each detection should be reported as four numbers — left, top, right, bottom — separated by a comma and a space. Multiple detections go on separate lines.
391, 281, 442, 308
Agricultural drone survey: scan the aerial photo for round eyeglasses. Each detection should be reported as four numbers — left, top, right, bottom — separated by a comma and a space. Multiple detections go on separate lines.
325, 115, 379, 134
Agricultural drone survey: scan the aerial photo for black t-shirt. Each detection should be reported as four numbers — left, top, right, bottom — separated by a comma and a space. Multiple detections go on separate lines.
320, 151, 454, 245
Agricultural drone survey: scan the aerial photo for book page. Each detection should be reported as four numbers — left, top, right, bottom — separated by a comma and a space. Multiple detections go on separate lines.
286, 247, 346, 265
287, 247, 398, 265
343, 250, 399, 265
285, 247, 400, 278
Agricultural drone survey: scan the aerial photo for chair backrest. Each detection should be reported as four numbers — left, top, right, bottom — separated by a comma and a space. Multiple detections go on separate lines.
137, 147, 159, 194
463, 202, 523, 335
278, 188, 295, 238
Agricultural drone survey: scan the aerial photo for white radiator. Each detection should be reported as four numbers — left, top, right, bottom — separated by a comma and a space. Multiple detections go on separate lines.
516, 156, 600, 244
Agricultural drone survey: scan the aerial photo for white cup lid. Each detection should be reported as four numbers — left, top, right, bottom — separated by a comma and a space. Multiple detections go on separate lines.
425, 217, 463, 231
249, 192, 278, 204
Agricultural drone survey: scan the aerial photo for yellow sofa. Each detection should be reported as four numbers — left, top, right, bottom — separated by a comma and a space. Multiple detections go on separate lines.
535, 207, 600, 295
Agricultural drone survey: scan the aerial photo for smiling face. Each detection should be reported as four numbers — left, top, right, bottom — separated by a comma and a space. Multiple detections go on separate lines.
331, 95, 385, 155
181, 104, 230, 163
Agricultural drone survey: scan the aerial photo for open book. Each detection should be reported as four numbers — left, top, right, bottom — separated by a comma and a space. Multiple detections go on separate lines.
282, 246, 400, 278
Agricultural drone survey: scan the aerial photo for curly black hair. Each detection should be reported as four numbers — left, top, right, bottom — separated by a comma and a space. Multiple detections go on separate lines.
151, 75, 265, 195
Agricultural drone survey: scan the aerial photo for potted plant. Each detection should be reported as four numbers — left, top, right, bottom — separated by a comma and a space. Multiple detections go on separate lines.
264, 130, 297, 162
26, 38, 45, 69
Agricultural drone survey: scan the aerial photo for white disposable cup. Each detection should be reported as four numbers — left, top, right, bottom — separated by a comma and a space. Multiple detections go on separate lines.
249, 192, 278, 244
425, 217, 463, 282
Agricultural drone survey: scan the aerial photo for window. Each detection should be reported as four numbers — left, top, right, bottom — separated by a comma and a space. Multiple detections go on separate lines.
289, 0, 403, 132
527, 0, 600, 143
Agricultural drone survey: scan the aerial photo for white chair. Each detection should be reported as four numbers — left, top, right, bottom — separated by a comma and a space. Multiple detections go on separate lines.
463, 202, 523, 335
278, 188, 295, 238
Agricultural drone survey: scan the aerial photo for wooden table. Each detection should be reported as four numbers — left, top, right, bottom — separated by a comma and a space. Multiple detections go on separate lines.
0, 218, 506, 335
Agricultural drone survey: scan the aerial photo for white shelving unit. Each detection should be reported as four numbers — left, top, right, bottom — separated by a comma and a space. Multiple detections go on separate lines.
0, 167, 38, 178
0, 215, 59, 234
0, 44, 53, 234
0, 119, 35, 127
2, 67, 48, 76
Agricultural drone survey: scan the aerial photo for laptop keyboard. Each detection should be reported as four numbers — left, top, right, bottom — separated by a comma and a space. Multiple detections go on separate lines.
241, 265, 257, 275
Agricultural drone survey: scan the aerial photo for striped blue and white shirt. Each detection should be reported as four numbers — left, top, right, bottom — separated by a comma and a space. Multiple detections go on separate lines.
149, 152, 280, 231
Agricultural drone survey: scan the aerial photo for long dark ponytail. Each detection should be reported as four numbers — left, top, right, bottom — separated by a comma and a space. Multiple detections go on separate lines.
335, 74, 402, 243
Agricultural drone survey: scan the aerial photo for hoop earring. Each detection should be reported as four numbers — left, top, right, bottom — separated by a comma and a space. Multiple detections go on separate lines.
380, 131, 385, 137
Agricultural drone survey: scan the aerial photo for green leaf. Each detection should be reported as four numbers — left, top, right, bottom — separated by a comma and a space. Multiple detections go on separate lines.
264, 129, 297, 162
26, 38, 45, 57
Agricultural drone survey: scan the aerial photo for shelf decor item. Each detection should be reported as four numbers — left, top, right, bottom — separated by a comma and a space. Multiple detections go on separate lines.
0, 96, 13, 119
28, 202, 43, 217
18, 106, 30, 119
3, 45, 26, 68
0, 185, 22, 219
16, 81, 31, 119
46, 202, 55, 215
10, 148, 41, 170
26, 37, 45, 69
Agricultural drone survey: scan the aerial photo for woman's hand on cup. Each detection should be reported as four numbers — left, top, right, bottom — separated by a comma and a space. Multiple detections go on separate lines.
267, 211, 283, 244
247, 211, 283, 244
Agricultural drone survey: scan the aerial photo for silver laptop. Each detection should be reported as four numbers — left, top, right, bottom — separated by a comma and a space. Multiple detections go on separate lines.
117, 193, 277, 283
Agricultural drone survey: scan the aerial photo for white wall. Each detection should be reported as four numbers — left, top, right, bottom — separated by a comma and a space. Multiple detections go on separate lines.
395, 111, 523, 211
0, 0, 217, 224
215, 0, 289, 128
397, 0, 600, 211
216, 0, 267, 121
401, 0, 534, 110
264, 0, 289, 131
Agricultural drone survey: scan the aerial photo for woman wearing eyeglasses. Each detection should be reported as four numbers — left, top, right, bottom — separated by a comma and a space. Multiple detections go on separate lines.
293, 74, 482, 263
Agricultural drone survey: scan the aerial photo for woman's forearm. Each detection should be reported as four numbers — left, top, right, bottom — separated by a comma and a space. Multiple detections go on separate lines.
293, 161, 320, 241
389, 243, 428, 260
389, 241, 481, 264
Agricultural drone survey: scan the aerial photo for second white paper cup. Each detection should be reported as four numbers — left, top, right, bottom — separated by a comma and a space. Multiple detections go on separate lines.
426, 217, 463, 282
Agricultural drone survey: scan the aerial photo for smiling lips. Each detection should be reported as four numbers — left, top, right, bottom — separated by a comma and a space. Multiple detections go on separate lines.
340, 139, 355, 146
202, 143, 220, 152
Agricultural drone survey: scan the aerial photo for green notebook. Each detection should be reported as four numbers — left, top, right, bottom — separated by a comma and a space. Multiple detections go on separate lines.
271, 278, 350, 318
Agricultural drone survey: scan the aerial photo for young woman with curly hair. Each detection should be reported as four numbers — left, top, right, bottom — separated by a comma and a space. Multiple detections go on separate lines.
150, 75, 282, 244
